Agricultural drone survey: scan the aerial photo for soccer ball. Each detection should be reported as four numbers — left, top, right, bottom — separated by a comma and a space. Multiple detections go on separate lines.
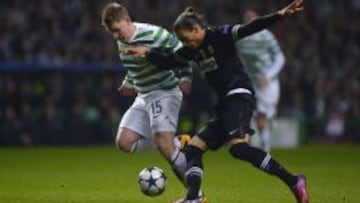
138, 166, 167, 197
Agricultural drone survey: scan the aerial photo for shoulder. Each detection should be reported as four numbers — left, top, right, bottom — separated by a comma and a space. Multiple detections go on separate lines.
206, 25, 236, 42
214, 24, 235, 35
135, 22, 169, 35
134, 22, 171, 42
134, 22, 158, 31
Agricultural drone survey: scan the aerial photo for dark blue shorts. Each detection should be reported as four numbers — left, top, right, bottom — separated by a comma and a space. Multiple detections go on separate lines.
198, 93, 255, 150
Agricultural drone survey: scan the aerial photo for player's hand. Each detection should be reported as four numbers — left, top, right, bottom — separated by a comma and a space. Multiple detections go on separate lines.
278, 0, 304, 16
179, 78, 192, 95
117, 83, 135, 96
124, 46, 150, 58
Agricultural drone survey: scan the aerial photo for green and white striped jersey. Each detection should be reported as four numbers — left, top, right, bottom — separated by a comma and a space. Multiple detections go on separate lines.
235, 29, 284, 82
117, 22, 191, 93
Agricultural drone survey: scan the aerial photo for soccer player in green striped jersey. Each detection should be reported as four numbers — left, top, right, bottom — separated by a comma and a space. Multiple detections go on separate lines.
236, 9, 286, 152
101, 3, 206, 200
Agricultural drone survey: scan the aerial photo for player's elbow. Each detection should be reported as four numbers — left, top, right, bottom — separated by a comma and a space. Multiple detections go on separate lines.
277, 52, 285, 68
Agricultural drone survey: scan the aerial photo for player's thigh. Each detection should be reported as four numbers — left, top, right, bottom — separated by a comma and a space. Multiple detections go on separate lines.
118, 104, 151, 142
146, 89, 183, 134
197, 118, 225, 151
220, 94, 255, 140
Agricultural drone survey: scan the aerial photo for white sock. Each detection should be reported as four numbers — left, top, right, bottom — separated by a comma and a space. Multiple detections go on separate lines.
171, 148, 187, 175
171, 148, 187, 185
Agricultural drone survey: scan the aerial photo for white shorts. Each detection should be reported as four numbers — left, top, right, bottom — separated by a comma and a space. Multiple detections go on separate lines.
119, 87, 183, 138
255, 79, 280, 119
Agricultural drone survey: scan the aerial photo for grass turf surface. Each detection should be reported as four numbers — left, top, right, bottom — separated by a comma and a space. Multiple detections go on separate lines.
0, 146, 359, 203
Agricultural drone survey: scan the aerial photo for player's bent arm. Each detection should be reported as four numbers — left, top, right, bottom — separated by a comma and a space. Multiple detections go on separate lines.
173, 42, 194, 79
125, 44, 191, 71
266, 51, 285, 80
150, 28, 192, 72
147, 48, 189, 70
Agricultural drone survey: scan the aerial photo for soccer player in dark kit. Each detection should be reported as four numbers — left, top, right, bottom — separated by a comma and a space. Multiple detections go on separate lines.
125, 0, 309, 202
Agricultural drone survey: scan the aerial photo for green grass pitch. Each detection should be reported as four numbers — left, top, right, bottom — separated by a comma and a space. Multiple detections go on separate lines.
0, 146, 359, 203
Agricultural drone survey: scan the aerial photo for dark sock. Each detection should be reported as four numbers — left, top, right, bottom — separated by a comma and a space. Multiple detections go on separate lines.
267, 158, 298, 186
229, 143, 298, 186
184, 145, 204, 200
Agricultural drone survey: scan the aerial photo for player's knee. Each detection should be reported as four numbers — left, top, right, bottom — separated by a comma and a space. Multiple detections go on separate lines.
227, 134, 250, 146
115, 137, 132, 153
115, 130, 134, 153
256, 113, 267, 130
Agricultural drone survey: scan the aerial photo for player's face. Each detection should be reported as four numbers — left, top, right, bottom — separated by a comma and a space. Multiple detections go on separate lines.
243, 9, 258, 22
109, 18, 133, 41
176, 25, 205, 49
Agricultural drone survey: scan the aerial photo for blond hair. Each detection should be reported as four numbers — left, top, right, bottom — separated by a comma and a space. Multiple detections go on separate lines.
101, 2, 129, 31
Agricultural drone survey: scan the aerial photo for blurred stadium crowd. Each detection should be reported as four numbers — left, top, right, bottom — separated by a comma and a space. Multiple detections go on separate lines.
0, 0, 359, 145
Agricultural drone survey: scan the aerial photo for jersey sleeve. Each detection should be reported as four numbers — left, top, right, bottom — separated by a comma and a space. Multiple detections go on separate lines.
122, 73, 134, 88
265, 32, 285, 79
231, 13, 282, 41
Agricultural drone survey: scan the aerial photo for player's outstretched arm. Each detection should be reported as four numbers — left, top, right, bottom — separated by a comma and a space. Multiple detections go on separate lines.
278, 0, 304, 16
233, 0, 304, 40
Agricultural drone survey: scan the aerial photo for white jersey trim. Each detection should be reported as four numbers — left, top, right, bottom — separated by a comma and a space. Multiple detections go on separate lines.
226, 88, 252, 97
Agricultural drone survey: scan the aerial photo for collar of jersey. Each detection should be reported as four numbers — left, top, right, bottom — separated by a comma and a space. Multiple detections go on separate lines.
117, 22, 140, 44
128, 22, 141, 43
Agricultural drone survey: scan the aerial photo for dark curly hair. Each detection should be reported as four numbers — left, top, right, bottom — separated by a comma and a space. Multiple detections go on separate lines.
174, 7, 207, 32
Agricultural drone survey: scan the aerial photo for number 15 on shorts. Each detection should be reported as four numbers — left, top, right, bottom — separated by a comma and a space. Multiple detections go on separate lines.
151, 100, 162, 118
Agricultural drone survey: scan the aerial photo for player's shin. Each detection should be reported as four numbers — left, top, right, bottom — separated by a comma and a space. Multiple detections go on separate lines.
259, 124, 271, 152
229, 143, 298, 186
170, 147, 188, 187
